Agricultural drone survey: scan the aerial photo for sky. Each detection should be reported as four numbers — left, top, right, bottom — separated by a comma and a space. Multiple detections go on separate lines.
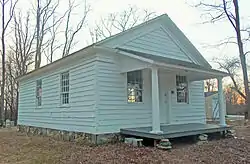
89, 0, 249, 66
13, 0, 250, 69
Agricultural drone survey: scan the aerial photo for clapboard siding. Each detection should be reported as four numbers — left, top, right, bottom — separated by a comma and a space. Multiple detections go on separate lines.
119, 27, 194, 63
18, 55, 97, 133
95, 54, 152, 133
95, 53, 206, 133
171, 81, 206, 124
19, 51, 206, 134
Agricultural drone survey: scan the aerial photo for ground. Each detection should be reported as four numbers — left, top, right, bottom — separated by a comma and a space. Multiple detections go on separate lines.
0, 125, 250, 164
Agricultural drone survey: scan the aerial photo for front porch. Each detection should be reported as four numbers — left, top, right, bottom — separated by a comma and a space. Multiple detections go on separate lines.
117, 48, 230, 135
120, 123, 231, 140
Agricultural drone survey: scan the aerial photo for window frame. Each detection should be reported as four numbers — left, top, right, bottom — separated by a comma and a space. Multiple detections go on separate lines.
176, 75, 189, 104
36, 79, 42, 107
60, 71, 70, 106
127, 70, 143, 103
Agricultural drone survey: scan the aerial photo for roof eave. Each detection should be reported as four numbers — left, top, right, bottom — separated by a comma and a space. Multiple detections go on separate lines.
154, 61, 229, 77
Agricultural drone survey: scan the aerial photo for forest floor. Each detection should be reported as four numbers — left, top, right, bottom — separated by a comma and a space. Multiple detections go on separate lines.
0, 122, 249, 164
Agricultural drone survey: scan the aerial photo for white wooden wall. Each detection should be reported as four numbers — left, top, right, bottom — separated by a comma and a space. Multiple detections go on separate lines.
95, 53, 206, 134
18, 55, 98, 133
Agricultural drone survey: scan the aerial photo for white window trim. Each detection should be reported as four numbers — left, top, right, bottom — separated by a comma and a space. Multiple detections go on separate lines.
127, 70, 144, 103
60, 71, 70, 106
35, 79, 42, 108
176, 75, 189, 104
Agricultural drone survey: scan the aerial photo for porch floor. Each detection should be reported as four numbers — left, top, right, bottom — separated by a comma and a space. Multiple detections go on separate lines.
120, 123, 231, 140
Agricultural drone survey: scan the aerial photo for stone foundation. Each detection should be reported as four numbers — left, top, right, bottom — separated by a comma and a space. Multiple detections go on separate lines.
17, 125, 122, 145
197, 134, 208, 145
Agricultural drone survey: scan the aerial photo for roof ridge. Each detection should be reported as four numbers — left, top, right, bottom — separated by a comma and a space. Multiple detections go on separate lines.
95, 14, 168, 46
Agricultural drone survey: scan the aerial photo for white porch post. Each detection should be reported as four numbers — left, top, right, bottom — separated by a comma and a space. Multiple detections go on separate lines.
150, 67, 162, 133
217, 77, 226, 126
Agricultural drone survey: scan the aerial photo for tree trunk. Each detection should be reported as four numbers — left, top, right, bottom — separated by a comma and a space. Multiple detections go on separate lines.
232, 0, 249, 119
10, 77, 14, 121
4, 101, 7, 122
1, 0, 6, 126
35, 0, 41, 69
239, 54, 249, 118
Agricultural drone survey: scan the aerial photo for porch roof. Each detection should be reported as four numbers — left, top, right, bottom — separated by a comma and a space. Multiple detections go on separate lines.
117, 48, 229, 80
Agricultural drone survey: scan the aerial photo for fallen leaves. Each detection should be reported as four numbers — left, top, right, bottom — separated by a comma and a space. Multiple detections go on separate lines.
0, 127, 249, 164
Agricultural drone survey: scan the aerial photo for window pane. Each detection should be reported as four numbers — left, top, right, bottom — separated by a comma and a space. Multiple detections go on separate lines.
61, 93, 69, 104
36, 79, 42, 106
176, 75, 188, 103
127, 70, 143, 103
61, 72, 69, 104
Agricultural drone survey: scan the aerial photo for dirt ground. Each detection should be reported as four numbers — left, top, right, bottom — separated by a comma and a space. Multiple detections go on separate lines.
0, 125, 250, 164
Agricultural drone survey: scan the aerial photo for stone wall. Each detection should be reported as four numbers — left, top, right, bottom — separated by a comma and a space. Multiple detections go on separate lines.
17, 125, 123, 145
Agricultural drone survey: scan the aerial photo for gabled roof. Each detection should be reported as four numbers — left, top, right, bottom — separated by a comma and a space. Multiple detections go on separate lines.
18, 14, 213, 81
97, 14, 211, 68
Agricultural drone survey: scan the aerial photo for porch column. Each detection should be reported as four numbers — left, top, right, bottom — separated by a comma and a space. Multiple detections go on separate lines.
150, 66, 162, 133
217, 77, 226, 126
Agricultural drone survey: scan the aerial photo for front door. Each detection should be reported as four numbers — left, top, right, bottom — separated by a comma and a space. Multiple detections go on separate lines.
160, 90, 170, 124
159, 74, 170, 124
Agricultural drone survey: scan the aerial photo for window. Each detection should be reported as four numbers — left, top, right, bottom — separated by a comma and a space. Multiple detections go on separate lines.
127, 70, 143, 102
61, 72, 69, 105
36, 79, 42, 106
176, 75, 188, 103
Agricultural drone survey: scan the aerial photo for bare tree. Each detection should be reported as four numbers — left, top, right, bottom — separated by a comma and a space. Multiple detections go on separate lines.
0, 0, 18, 125
214, 57, 246, 100
62, 0, 90, 57
5, 55, 18, 122
90, 6, 156, 43
2, 49, 32, 124
225, 83, 244, 105
44, 13, 63, 63
34, 0, 66, 68
194, 0, 250, 118
34, 0, 89, 65
35, 0, 58, 68
13, 12, 35, 75
1, 11, 36, 124
204, 79, 217, 92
